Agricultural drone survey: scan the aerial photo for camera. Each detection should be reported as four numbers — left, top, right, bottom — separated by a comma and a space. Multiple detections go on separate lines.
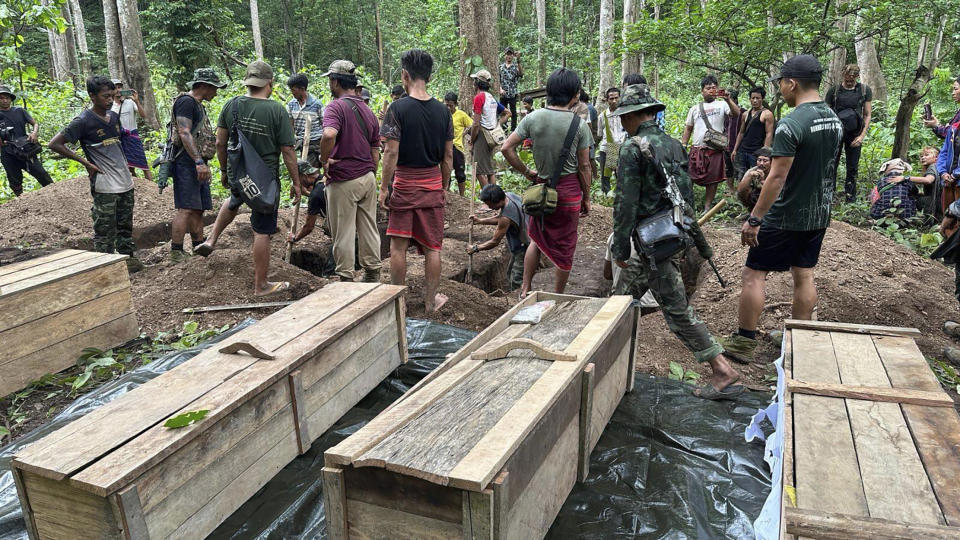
0, 122, 13, 143
120, 89, 134, 98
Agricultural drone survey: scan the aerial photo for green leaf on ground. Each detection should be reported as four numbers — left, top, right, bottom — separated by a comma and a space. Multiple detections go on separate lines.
164, 410, 210, 429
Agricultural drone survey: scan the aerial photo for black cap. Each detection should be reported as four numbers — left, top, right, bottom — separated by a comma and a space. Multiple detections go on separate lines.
768, 54, 823, 83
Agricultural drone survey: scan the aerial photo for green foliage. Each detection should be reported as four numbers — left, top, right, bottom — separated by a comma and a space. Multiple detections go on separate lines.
163, 409, 210, 429
928, 357, 960, 395
667, 361, 701, 383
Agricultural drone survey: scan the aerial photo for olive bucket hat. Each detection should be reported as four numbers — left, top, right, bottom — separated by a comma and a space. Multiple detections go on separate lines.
0, 85, 16, 100
609, 84, 665, 117
187, 68, 227, 89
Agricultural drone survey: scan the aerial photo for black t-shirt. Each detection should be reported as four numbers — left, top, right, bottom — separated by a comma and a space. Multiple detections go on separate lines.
379, 96, 453, 168
740, 109, 767, 153
0, 107, 34, 154
307, 181, 327, 217
172, 94, 205, 163
830, 84, 872, 114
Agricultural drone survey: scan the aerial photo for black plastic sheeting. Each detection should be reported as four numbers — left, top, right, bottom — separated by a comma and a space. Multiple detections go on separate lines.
0, 319, 771, 540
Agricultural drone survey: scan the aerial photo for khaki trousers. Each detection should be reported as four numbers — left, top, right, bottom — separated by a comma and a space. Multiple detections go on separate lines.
326, 171, 382, 279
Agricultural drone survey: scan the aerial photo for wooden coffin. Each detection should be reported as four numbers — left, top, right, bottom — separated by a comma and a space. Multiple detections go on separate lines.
0, 249, 138, 398
779, 319, 960, 539
324, 292, 638, 540
12, 282, 407, 540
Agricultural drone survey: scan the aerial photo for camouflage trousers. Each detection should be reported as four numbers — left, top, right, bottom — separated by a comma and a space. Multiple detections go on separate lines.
91, 189, 135, 256
506, 249, 526, 291
616, 256, 722, 363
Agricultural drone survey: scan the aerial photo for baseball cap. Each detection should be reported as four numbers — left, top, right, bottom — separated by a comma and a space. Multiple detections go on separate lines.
360, 88, 371, 102
243, 60, 274, 87
111, 79, 123, 86
768, 54, 823, 83
470, 69, 492, 83
321, 60, 356, 77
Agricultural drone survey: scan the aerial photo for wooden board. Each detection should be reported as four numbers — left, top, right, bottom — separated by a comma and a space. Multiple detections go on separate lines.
784, 319, 921, 338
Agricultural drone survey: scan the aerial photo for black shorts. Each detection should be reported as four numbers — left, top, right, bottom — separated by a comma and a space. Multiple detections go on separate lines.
227, 192, 279, 235
452, 147, 466, 183
745, 226, 826, 272
172, 157, 212, 210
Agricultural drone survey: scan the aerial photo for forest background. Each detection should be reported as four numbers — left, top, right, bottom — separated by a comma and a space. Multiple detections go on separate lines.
2, 0, 959, 253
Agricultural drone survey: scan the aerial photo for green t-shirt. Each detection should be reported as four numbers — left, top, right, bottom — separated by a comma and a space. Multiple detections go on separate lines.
513, 108, 592, 179
217, 96, 296, 172
765, 101, 843, 231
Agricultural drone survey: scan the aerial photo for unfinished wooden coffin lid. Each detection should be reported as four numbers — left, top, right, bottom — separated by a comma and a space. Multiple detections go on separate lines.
13, 282, 405, 497
326, 294, 633, 492
0, 249, 128, 298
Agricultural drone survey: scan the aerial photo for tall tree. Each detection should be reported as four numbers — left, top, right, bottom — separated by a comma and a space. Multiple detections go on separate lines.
621, 0, 643, 81
67, 0, 90, 77
457, 0, 500, 112
101, 0, 125, 79
250, 0, 263, 59
111, 0, 160, 127
597, 0, 615, 99
853, 11, 887, 102
891, 14, 947, 159
42, 0, 74, 82
535, 0, 545, 85
375, 1, 385, 81
827, 2, 848, 87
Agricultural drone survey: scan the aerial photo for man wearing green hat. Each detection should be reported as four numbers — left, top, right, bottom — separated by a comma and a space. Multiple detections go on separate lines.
0, 84, 53, 196
610, 83, 742, 400
169, 68, 226, 262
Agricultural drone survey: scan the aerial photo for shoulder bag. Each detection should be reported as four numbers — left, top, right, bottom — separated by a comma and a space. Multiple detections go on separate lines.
698, 102, 729, 151
523, 114, 581, 217
226, 97, 280, 214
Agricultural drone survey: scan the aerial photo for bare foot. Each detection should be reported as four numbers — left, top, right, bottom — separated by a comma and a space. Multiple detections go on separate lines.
706, 354, 740, 391
426, 293, 448, 313
255, 281, 290, 297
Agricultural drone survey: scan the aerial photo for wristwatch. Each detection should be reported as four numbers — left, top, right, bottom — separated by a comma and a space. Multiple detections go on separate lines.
194, 158, 205, 166
747, 215, 762, 227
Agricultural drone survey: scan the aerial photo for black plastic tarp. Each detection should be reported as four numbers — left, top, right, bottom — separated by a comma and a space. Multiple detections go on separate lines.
0, 319, 771, 540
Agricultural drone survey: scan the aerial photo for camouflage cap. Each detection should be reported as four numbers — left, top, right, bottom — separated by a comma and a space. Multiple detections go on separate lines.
0, 85, 16, 100
298, 159, 320, 176
609, 84, 665, 117
321, 60, 356, 77
188, 68, 227, 89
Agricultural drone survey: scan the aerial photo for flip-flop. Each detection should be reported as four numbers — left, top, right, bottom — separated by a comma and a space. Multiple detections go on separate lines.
193, 243, 214, 257
255, 281, 290, 298
693, 383, 746, 401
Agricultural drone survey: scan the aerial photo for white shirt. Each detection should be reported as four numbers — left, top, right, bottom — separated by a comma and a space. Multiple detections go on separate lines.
685, 99, 731, 147
110, 99, 138, 131
604, 233, 658, 308
597, 110, 627, 153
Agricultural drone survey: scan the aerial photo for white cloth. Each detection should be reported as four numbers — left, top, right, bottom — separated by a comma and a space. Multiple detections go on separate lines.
477, 91, 500, 130
685, 99, 731, 147
604, 233, 658, 308
110, 99, 138, 131
597, 110, 627, 153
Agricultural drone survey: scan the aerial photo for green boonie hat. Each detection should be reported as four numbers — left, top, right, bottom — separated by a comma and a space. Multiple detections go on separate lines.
188, 68, 227, 89
609, 84, 665, 117
321, 60, 356, 77
243, 61, 274, 87
298, 159, 319, 176
0, 85, 16, 99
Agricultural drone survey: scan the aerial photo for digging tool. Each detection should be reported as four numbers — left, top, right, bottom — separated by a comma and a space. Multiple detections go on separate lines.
698, 198, 727, 226
467, 157, 477, 285
182, 300, 295, 314
286, 114, 313, 262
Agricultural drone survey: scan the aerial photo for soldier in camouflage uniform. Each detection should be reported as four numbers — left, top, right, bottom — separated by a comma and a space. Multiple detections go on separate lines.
610, 84, 742, 399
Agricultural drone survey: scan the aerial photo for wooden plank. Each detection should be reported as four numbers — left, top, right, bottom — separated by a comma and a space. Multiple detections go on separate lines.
343, 466, 462, 524
288, 370, 310, 455
0, 288, 134, 367
490, 471, 509, 539
577, 364, 594, 483
463, 490, 493, 540
588, 339, 630, 452
872, 335, 942, 392
11, 468, 39, 540
113, 484, 148, 540
786, 379, 953, 407
784, 319, 921, 338
830, 331, 945, 525
782, 329, 795, 540
785, 507, 960, 540
0, 250, 108, 288
395, 295, 408, 364
345, 499, 463, 539
20, 470, 116, 538
0, 254, 128, 298
446, 297, 630, 491
471, 338, 578, 362
16, 282, 377, 482
300, 305, 396, 390
0, 260, 129, 331
0, 313, 137, 399
322, 467, 348, 540
181, 300, 294, 313
791, 329, 868, 516
626, 304, 639, 393
0, 249, 85, 276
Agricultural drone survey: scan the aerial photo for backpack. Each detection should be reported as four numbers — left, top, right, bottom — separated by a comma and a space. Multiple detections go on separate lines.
169, 93, 216, 160
226, 97, 280, 214
829, 83, 866, 136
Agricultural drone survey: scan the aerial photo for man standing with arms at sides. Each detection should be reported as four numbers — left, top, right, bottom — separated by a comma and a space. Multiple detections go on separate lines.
319, 60, 382, 283
49, 76, 143, 273
825, 64, 872, 202
731, 87, 774, 174
722, 55, 842, 363
195, 61, 302, 297
287, 73, 324, 168
597, 87, 626, 193
683, 75, 741, 214
380, 49, 454, 313
471, 69, 510, 188
169, 68, 225, 262
499, 47, 523, 132
444, 91, 473, 196
0, 85, 53, 196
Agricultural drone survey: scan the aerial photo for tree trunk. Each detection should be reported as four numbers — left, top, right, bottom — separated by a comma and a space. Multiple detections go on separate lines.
68, 0, 91, 77
60, 3, 81, 83
115, 0, 160, 128
598, 0, 615, 98
891, 17, 946, 159
102, 0, 125, 80
621, 0, 643, 82
535, 0, 545, 85
44, 0, 72, 82
457, 0, 500, 112
250, 0, 263, 59
509, 0, 516, 21
853, 12, 887, 102
279, 0, 297, 72
375, 1, 385, 81
652, 1, 659, 96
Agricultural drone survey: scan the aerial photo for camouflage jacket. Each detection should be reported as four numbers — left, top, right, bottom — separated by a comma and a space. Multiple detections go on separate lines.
612, 119, 695, 262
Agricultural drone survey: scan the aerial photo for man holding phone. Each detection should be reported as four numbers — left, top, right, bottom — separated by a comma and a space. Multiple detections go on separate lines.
111, 80, 153, 183
682, 75, 741, 213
